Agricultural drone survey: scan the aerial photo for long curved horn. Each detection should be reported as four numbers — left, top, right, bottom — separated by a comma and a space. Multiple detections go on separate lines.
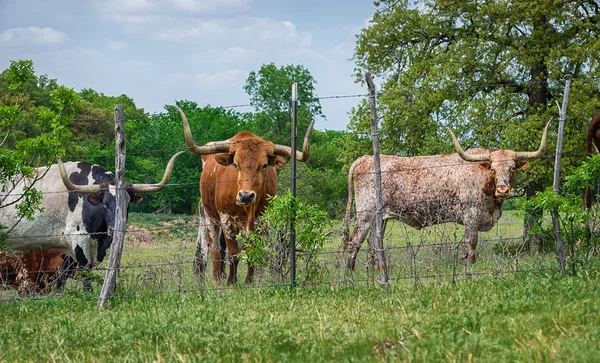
58, 160, 104, 194
174, 105, 231, 155
447, 128, 490, 162
273, 120, 314, 162
515, 121, 551, 159
131, 151, 185, 193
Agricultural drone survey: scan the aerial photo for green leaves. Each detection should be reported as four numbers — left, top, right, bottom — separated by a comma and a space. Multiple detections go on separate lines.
0, 61, 76, 246
243, 63, 324, 145
239, 191, 330, 284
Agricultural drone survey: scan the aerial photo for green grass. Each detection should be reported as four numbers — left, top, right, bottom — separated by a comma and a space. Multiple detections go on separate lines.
1, 265, 599, 362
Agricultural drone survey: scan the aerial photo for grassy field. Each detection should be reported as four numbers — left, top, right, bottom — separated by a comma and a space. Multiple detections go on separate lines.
3, 210, 597, 361
1, 264, 599, 361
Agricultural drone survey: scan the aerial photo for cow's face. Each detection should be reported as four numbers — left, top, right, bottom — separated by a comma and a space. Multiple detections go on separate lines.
85, 183, 145, 261
214, 140, 286, 207
479, 150, 529, 198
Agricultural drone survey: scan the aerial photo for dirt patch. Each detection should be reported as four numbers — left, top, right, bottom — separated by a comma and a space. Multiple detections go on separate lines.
125, 224, 156, 248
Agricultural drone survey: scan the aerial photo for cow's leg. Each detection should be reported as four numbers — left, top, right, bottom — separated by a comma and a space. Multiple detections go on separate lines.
192, 201, 209, 276
245, 265, 255, 285
225, 239, 241, 286
71, 241, 94, 291
367, 219, 388, 272
461, 222, 479, 264
206, 222, 225, 283
56, 255, 77, 292
346, 219, 373, 270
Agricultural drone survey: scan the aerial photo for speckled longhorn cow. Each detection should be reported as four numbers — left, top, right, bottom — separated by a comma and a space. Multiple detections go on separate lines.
0, 153, 183, 284
174, 106, 313, 285
342, 123, 549, 268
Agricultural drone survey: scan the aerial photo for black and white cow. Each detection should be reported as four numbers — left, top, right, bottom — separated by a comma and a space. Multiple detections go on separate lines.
0, 152, 183, 288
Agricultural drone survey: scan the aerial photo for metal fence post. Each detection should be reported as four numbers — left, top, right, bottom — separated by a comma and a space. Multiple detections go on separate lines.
290, 82, 297, 288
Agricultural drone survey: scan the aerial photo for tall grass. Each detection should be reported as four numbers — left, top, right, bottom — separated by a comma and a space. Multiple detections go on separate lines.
1, 264, 599, 362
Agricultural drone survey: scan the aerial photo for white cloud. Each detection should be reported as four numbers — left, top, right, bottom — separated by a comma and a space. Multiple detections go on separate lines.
105, 40, 129, 52
196, 69, 248, 88
157, 20, 227, 41
242, 17, 313, 48
0, 27, 67, 46
332, 42, 354, 58
164, 69, 248, 90
97, 0, 252, 18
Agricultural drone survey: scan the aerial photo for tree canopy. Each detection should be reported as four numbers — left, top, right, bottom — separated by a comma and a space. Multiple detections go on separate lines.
352, 0, 600, 171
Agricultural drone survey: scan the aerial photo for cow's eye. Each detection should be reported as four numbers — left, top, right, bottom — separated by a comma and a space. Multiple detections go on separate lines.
262, 163, 268, 169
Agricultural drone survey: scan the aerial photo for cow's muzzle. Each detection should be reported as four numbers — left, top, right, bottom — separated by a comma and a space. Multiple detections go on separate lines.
495, 185, 510, 198
236, 191, 256, 206
107, 226, 114, 237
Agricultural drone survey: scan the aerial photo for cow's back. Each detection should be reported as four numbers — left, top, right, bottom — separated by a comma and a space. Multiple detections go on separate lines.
1, 162, 104, 253
352, 152, 495, 228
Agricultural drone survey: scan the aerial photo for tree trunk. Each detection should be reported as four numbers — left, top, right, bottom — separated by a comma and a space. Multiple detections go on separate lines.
523, 14, 550, 252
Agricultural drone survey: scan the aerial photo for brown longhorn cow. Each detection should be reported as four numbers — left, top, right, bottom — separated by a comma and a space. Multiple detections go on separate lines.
584, 110, 600, 210
0, 249, 76, 295
174, 106, 313, 285
342, 123, 549, 268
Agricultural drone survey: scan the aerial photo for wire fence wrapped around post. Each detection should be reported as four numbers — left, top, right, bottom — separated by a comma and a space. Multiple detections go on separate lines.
552, 77, 571, 274
98, 104, 130, 308
365, 72, 389, 285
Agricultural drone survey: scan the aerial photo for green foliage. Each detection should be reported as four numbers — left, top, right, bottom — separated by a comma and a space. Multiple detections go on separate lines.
352, 0, 600, 188
239, 191, 330, 284
524, 154, 600, 268
0, 60, 75, 246
244, 63, 324, 145
126, 101, 251, 214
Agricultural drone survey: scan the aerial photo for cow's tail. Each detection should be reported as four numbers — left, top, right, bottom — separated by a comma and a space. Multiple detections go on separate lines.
340, 158, 361, 254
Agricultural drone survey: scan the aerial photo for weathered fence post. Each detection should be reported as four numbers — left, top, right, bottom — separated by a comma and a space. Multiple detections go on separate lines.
552, 76, 571, 274
365, 72, 389, 284
290, 82, 298, 288
98, 104, 130, 308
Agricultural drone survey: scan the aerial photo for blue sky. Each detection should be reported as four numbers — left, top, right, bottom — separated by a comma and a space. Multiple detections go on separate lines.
0, 0, 376, 131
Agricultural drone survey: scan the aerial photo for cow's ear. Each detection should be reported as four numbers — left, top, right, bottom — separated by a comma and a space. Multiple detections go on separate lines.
516, 160, 529, 170
132, 194, 146, 204
87, 192, 104, 205
477, 162, 491, 171
215, 153, 234, 166
268, 155, 287, 168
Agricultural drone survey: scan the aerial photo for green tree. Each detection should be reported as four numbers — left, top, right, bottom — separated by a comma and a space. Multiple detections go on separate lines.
126, 101, 251, 214
352, 0, 600, 238
244, 63, 324, 145
0, 60, 75, 249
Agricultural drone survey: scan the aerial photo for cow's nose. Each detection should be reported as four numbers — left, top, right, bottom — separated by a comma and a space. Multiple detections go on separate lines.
237, 191, 256, 204
496, 185, 510, 196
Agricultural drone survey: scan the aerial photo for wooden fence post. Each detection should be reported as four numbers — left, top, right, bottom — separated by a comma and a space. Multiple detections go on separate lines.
98, 104, 129, 308
365, 72, 389, 285
552, 77, 571, 274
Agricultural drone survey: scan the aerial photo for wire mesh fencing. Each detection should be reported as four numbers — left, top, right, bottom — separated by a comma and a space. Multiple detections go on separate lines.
3, 206, 596, 303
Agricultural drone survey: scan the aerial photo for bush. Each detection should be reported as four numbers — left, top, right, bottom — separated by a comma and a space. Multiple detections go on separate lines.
238, 191, 330, 285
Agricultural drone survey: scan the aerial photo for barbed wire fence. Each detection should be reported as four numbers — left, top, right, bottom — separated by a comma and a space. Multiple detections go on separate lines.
1, 78, 599, 304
